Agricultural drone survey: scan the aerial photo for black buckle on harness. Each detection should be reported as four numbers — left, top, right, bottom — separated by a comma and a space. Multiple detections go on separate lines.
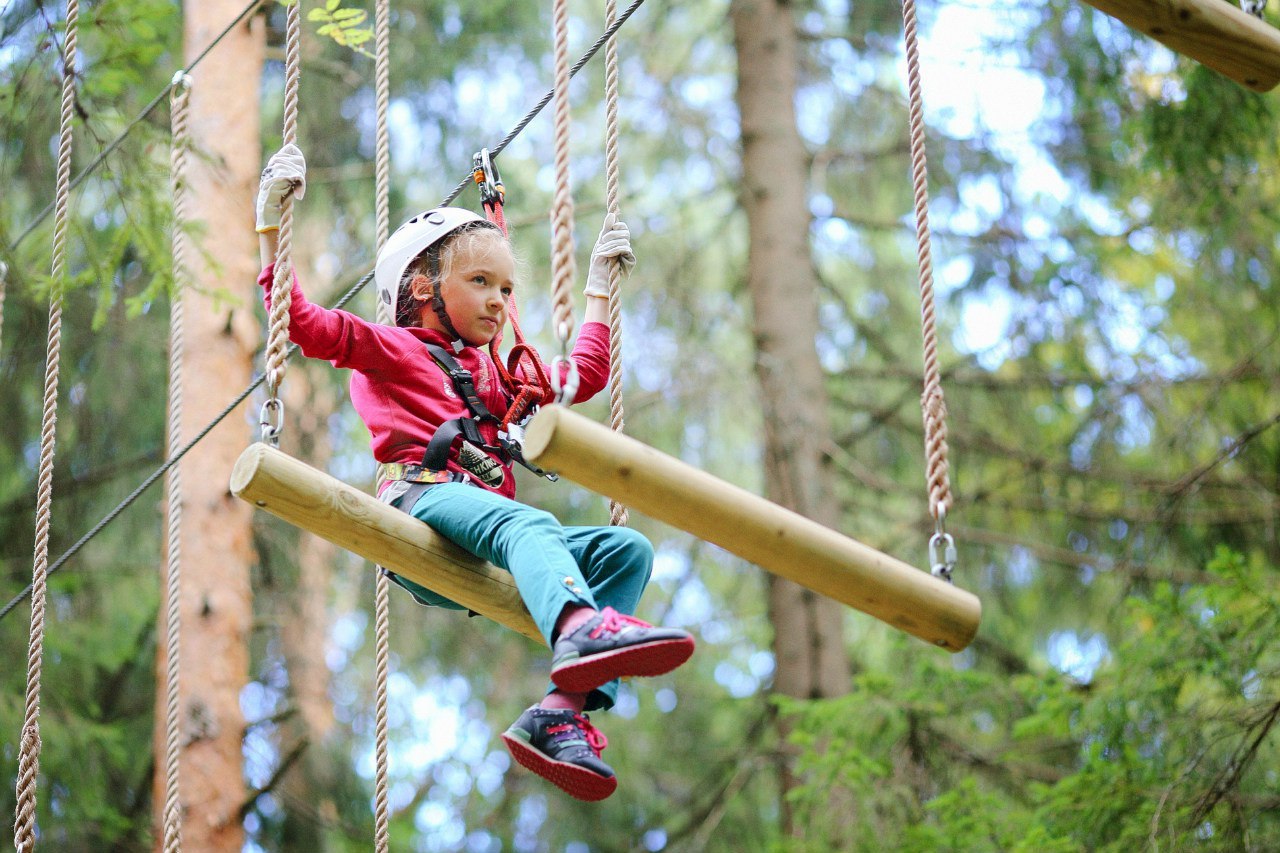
500, 420, 559, 481
418, 338, 558, 482
424, 342, 499, 423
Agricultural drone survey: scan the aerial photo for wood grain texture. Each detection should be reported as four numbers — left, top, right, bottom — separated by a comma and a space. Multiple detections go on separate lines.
231, 443, 541, 643
1083, 0, 1280, 91
524, 406, 982, 652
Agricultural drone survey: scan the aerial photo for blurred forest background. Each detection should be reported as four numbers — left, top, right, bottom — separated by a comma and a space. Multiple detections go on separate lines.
1, 0, 1278, 850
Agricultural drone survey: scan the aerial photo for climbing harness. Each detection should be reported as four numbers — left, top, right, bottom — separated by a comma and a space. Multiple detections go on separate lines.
390, 340, 560, 489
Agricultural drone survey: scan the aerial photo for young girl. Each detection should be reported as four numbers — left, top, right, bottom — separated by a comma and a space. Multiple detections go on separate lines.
254, 144, 694, 802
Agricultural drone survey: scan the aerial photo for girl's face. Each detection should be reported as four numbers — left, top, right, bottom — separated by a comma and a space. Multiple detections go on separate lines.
412, 233, 515, 345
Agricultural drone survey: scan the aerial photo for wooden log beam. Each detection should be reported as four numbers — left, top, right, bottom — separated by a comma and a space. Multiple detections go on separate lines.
1081, 0, 1280, 91
230, 443, 541, 643
523, 406, 981, 652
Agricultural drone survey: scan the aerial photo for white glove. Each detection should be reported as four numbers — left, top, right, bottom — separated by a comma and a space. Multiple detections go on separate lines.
584, 212, 636, 298
255, 143, 307, 233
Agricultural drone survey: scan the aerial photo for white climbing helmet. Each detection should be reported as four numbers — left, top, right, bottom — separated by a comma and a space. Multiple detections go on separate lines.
374, 207, 490, 311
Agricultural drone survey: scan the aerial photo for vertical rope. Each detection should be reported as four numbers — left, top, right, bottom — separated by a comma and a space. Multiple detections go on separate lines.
161, 71, 193, 853
371, 2, 393, 851
373, 0, 391, 290
603, 0, 628, 527
549, 0, 577, 351
900, 0, 952, 528
15, 2, 79, 849
372, 570, 391, 853
265, 0, 302, 426
0, 260, 8, 356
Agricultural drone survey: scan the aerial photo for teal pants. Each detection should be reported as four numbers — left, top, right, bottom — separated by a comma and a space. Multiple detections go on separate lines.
390, 482, 654, 711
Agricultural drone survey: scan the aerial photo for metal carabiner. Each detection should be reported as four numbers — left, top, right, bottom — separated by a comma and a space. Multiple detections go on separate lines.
550, 355, 579, 406
472, 148, 505, 208
928, 504, 957, 582
259, 398, 285, 447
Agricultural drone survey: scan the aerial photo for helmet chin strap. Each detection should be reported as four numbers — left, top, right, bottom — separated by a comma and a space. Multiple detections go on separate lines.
426, 255, 467, 353
431, 288, 466, 353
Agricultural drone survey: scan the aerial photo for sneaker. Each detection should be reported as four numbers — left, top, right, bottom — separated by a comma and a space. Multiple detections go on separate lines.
550, 607, 695, 694
502, 706, 617, 801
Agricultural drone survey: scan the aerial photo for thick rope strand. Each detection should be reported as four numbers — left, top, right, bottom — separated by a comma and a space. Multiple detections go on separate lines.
0, 261, 7, 356
161, 72, 193, 853
549, 0, 577, 350
266, 0, 302, 417
372, 2, 392, 850
603, 0, 628, 527
15, 2, 79, 849
374, 0, 391, 287
901, 0, 952, 524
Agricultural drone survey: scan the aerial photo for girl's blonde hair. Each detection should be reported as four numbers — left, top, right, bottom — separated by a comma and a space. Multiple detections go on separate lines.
394, 222, 516, 327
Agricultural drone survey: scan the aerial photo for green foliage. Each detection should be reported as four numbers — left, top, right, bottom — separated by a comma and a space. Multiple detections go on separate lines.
779, 549, 1280, 852
306, 0, 375, 58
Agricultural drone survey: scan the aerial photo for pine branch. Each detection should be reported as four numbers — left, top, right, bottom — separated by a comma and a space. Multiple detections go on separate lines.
238, 736, 311, 822
1166, 411, 1280, 504
656, 707, 773, 850
950, 523, 1219, 586
1190, 700, 1280, 826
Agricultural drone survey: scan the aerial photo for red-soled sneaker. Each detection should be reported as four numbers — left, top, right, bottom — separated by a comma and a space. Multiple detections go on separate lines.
550, 607, 695, 694
502, 706, 617, 802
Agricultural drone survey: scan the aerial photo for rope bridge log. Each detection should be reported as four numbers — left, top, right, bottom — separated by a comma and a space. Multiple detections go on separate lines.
230, 443, 541, 642
523, 405, 981, 652
1081, 0, 1280, 91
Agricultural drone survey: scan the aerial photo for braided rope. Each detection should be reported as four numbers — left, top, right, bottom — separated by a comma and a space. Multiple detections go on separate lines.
900, 0, 953, 526
549, 0, 577, 351
374, 0, 391, 300
265, 0, 303, 426
161, 71, 193, 853
372, 569, 391, 851
15, 2, 79, 848
371, 2, 392, 850
0, 260, 7, 356
603, 0, 628, 527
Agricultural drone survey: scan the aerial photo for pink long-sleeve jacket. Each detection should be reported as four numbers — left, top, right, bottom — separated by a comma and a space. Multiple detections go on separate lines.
258, 265, 610, 498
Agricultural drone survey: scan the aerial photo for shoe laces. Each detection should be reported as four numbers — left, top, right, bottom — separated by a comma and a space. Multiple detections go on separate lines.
573, 713, 608, 755
545, 714, 608, 756
589, 606, 651, 640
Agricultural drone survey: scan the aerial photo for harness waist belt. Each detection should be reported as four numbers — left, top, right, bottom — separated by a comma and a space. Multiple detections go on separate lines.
377, 462, 457, 485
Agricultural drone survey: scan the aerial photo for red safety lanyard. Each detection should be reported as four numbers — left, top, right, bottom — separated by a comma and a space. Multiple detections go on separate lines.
472, 149, 555, 429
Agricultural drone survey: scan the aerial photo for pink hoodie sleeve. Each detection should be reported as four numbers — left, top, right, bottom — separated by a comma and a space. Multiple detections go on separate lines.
257, 264, 411, 372
565, 321, 612, 403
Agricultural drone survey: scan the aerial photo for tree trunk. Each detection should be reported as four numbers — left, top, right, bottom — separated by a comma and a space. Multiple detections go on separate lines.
730, 0, 853, 835
152, 4, 264, 849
